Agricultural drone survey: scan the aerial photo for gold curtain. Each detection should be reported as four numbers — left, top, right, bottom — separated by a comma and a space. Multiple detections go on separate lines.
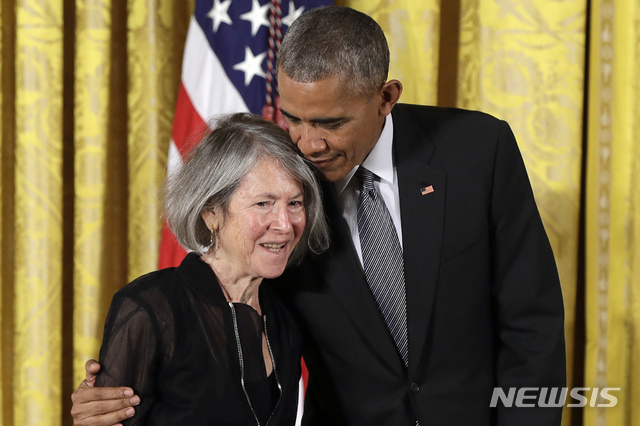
1, 0, 6, 421
339, 0, 441, 105
73, 0, 115, 391
71, 0, 189, 388
1, 0, 639, 425
12, 2, 64, 424
1, 1, 191, 424
584, 0, 640, 425
457, 1, 586, 425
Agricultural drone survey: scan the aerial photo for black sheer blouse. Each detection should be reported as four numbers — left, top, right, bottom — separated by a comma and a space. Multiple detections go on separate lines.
96, 253, 302, 425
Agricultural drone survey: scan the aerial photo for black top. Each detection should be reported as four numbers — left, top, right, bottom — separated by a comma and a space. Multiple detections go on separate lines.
96, 253, 302, 425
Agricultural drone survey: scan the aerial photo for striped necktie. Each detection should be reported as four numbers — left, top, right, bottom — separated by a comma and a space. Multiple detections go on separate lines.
356, 166, 409, 366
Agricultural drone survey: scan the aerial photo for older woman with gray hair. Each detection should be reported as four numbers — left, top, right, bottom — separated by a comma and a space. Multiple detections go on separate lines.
84, 113, 329, 425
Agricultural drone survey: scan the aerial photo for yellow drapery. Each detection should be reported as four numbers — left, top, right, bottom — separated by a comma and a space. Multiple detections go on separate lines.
71, 0, 188, 389
73, 0, 117, 391
0, 0, 5, 419
585, 0, 640, 424
12, 1, 64, 423
339, 0, 441, 106
1, 1, 191, 424
457, 1, 586, 424
1, 0, 638, 424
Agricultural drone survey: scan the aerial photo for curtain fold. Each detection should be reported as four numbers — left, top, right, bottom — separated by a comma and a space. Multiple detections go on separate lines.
0, 1, 189, 422
72, 0, 114, 387
457, 2, 586, 424
0, 0, 4, 419
13, 1, 64, 423
70, 0, 191, 388
585, 0, 640, 424
126, 0, 181, 282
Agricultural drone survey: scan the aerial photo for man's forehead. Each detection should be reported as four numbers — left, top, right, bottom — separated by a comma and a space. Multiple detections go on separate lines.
278, 74, 365, 120
278, 71, 348, 95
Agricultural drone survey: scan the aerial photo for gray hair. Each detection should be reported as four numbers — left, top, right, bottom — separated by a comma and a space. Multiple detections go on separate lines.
164, 112, 329, 264
278, 6, 389, 98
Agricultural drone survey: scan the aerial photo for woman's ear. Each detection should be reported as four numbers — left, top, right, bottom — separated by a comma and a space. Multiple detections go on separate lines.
201, 208, 221, 232
201, 208, 222, 249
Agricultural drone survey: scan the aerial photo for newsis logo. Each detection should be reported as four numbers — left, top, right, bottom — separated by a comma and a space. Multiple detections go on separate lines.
490, 387, 621, 408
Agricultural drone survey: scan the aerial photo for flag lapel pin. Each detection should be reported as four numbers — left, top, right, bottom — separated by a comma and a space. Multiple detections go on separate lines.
420, 185, 434, 195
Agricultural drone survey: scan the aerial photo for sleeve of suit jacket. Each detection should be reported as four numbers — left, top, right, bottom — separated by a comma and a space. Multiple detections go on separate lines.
489, 120, 566, 424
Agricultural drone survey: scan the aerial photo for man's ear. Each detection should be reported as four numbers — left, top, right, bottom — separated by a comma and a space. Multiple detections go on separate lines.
378, 79, 403, 116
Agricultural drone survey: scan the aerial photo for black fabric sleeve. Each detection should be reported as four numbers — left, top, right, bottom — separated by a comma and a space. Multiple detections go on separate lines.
96, 291, 163, 424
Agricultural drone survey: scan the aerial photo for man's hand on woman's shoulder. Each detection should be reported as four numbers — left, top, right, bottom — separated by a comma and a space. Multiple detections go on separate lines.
70, 359, 140, 426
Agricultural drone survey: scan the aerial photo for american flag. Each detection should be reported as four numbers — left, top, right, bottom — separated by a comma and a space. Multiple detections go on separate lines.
159, 0, 331, 269
158, 1, 332, 422
420, 185, 434, 195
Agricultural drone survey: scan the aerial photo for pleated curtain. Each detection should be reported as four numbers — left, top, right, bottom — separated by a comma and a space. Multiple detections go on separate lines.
0, 0, 638, 425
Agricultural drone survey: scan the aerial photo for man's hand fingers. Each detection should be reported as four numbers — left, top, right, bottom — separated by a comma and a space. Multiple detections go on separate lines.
83, 359, 100, 386
71, 387, 139, 425
71, 386, 135, 404
72, 406, 136, 426
72, 360, 139, 425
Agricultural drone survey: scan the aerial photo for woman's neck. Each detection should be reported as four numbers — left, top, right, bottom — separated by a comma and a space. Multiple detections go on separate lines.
200, 252, 263, 314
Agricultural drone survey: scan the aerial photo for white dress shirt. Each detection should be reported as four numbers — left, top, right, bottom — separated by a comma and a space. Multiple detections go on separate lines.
335, 114, 403, 267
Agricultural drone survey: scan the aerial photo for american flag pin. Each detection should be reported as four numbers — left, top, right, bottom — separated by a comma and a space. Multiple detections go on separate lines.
420, 185, 434, 195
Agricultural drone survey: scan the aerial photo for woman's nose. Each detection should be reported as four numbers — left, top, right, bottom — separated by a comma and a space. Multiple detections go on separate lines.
270, 205, 293, 231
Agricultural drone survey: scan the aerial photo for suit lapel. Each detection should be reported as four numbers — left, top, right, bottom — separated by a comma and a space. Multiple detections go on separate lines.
393, 108, 446, 375
306, 105, 448, 373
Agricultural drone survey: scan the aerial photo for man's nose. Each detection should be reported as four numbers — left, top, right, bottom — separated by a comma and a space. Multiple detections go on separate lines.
294, 125, 328, 156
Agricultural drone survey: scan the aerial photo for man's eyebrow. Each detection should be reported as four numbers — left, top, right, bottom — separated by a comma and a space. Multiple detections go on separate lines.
279, 108, 298, 120
279, 108, 346, 125
312, 116, 346, 125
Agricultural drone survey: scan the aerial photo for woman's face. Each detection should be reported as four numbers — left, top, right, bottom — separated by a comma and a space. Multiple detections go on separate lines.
203, 156, 306, 282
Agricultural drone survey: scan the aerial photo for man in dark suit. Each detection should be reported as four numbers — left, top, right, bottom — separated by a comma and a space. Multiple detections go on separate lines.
71, 6, 565, 425
273, 8, 565, 425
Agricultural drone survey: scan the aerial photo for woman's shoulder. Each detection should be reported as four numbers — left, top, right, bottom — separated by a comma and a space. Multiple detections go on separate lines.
110, 267, 181, 315
121, 267, 177, 291
115, 266, 173, 293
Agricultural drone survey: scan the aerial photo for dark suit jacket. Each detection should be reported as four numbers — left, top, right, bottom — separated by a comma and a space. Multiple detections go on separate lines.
273, 104, 566, 425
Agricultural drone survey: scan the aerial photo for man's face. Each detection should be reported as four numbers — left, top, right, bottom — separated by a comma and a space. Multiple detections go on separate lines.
278, 71, 387, 182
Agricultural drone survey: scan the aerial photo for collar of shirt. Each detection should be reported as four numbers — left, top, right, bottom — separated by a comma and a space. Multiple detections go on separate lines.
335, 113, 395, 195
335, 113, 403, 264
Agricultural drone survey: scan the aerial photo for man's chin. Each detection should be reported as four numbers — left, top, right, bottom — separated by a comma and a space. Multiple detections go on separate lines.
306, 158, 348, 182
314, 163, 351, 182
318, 169, 348, 183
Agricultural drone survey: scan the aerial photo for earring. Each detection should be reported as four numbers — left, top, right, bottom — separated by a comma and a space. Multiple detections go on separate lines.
209, 228, 214, 246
